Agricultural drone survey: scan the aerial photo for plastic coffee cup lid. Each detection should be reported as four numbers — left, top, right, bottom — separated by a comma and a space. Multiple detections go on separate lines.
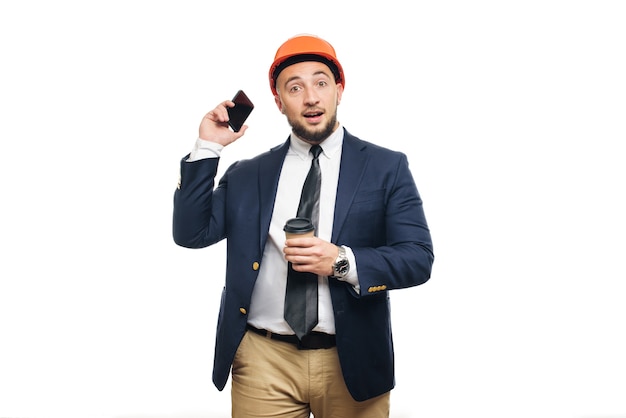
283, 217, 314, 234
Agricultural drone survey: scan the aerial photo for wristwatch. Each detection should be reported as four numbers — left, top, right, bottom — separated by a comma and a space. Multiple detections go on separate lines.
332, 245, 350, 279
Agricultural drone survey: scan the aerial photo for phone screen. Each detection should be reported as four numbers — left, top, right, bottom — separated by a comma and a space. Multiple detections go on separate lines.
227, 90, 254, 132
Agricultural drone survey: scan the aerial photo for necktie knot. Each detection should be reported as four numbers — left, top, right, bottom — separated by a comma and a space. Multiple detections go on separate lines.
310, 145, 322, 159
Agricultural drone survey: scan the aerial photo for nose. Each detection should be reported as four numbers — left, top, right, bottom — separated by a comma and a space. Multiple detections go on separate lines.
303, 88, 320, 106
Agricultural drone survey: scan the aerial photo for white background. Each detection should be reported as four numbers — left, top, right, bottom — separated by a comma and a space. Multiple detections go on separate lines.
1, 1, 625, 417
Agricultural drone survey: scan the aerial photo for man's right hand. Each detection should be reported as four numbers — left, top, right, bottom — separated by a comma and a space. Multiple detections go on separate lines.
199, 100, 248, 146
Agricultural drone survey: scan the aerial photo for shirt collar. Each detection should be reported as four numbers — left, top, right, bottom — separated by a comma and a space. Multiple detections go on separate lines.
289, 124, 344, 160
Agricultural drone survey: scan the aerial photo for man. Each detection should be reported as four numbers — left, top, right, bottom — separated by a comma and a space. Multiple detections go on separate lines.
173, 34, 434, 417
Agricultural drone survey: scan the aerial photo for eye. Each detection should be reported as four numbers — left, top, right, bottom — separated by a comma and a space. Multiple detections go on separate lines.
289, 85, 302, 93
317, 80, 328, 87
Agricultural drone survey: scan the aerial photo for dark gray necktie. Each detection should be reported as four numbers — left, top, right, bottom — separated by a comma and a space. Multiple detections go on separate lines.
284, 145, 322, 339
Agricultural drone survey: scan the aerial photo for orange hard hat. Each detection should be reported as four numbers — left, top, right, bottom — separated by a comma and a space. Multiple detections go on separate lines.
269, 34, 345, 96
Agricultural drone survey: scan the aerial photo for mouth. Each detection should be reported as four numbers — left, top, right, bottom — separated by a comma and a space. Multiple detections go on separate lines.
303, 109, 324, 122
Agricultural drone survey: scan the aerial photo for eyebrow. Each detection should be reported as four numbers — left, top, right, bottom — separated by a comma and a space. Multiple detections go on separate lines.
284, 70, 332, 86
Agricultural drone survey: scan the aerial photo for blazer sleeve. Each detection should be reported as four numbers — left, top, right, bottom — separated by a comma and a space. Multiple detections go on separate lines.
341, 152, 434, 295
172, 156, 227, 248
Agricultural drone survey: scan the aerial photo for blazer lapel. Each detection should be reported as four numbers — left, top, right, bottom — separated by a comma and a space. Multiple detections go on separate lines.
258, 139, 290, 249
332, 131, 369, 242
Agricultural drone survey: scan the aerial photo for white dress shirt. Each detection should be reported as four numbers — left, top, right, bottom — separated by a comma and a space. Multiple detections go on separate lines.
187, 126, 359, 335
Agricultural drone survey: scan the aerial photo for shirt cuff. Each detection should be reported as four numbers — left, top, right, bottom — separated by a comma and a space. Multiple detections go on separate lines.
187, 138, 224, 162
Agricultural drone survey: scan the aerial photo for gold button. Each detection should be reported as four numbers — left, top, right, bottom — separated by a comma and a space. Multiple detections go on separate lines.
252, 262, 260, 271
239, 307, 247, 315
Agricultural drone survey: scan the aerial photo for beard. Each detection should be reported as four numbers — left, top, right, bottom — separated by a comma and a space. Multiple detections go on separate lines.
288, 110, 338, 144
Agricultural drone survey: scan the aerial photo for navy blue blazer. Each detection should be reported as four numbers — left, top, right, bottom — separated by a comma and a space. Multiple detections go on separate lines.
173, 129, 434, 401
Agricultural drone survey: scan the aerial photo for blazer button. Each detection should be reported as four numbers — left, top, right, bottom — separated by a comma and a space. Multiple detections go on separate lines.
252, 262, 260, 271
239, 307, 247, 315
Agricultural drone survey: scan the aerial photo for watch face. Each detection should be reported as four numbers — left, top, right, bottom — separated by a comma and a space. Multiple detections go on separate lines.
334, 246, 349, 277
335, 260, 349, 275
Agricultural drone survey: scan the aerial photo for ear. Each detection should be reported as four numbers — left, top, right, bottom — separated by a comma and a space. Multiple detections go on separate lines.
336, 83, 344, 106
274, 95, 285, 113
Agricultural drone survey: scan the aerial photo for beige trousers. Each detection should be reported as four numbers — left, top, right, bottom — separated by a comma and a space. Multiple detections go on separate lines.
231, 330, 390, 418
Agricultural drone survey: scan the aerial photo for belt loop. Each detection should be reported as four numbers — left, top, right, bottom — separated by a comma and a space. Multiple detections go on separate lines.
265, 329, 272, 339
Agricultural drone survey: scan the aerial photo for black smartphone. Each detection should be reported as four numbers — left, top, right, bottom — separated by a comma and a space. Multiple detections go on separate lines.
227, 90, 254, 132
